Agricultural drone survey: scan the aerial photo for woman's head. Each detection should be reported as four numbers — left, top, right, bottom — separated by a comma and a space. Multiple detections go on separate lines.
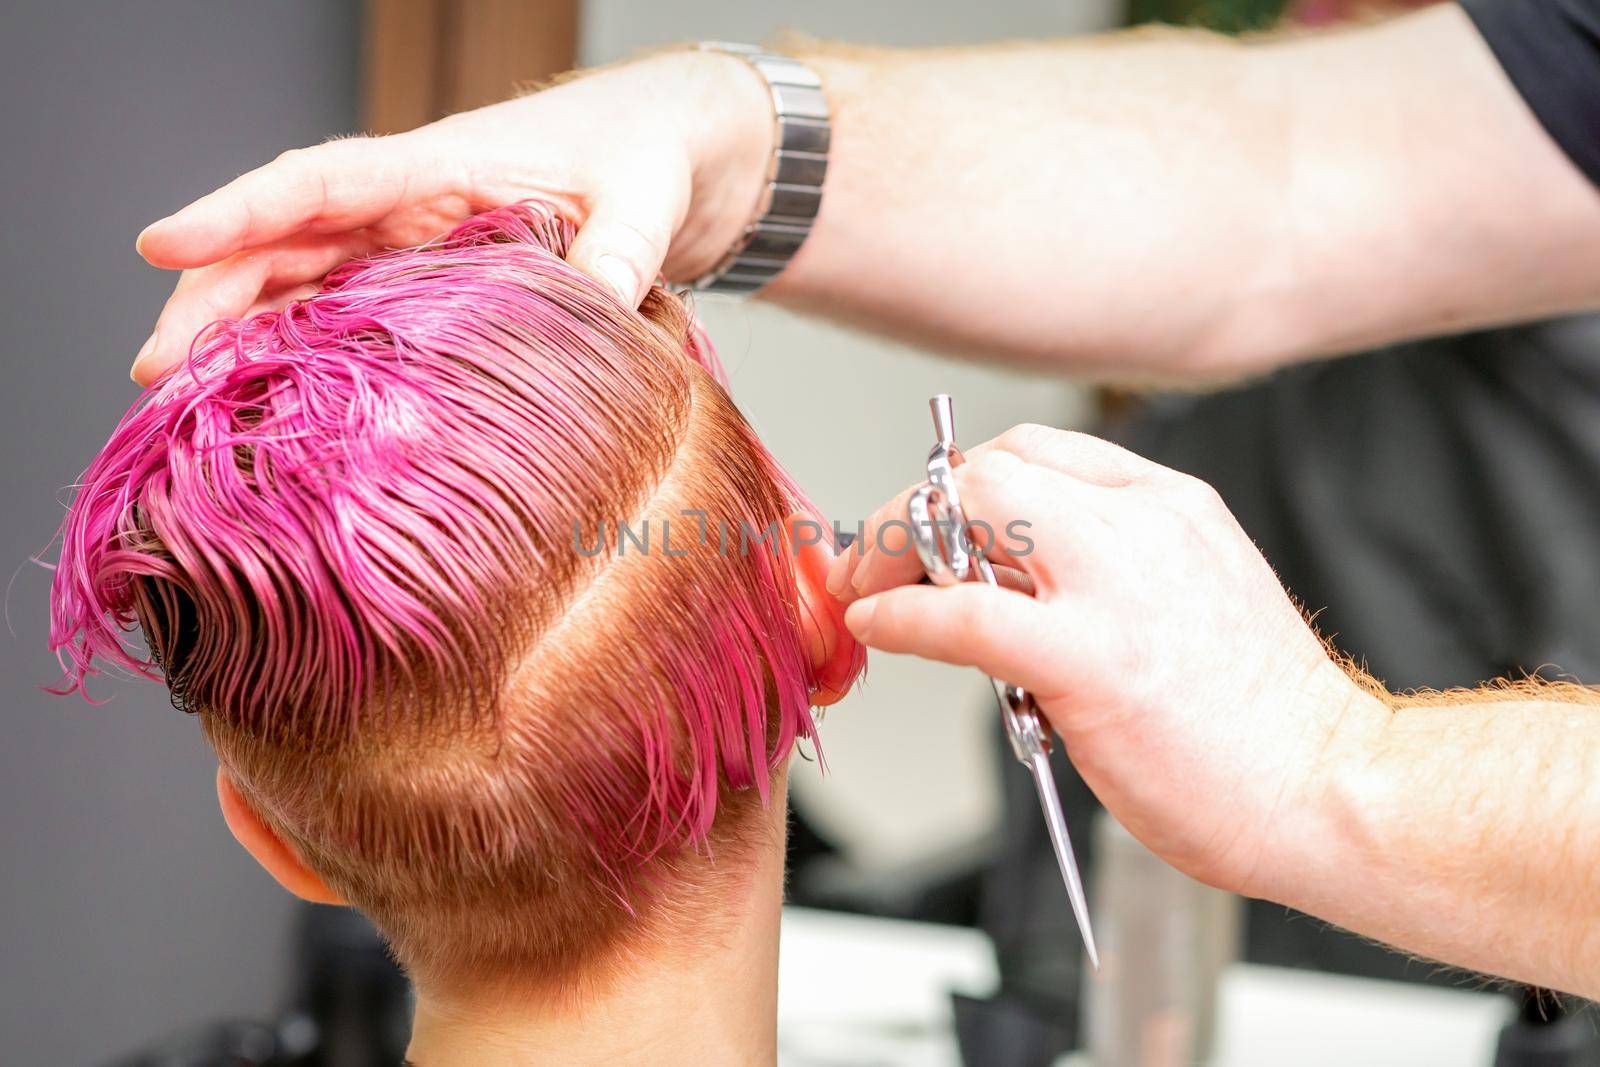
50, 203, 860, 995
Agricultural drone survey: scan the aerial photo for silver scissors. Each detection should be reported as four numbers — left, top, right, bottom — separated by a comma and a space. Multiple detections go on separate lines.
907, 394, 1099, 970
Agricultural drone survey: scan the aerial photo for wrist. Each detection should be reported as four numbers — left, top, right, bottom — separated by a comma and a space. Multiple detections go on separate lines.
657, 50, 778, 282
666, 46, 869, 291
1238, 660, 1390, 909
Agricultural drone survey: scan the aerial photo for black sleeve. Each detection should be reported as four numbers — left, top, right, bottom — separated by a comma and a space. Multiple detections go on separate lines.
1459, 0, 1600, 188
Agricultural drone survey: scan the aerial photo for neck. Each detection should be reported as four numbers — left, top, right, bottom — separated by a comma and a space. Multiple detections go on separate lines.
405, 789, 788, 1067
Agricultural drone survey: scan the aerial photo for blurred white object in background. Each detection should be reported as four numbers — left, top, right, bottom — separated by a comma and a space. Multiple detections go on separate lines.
779, 906, 999, 1067
1207, 965, 1510, 1067
778, 907, 1511, 1067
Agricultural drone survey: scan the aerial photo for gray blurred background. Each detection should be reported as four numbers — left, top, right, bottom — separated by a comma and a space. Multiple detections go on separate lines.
3, 5, 358, 1065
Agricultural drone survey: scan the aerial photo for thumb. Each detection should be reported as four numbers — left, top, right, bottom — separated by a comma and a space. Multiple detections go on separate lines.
844, 583, 1081, 701
566, 180, 685, 307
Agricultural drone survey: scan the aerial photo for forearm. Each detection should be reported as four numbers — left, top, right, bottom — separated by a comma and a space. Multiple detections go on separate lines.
769, 5, 1600, 379
1274, 682, 1600, 996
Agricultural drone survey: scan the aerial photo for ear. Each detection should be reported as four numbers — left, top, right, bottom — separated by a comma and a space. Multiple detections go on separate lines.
216, 767, 345, 906
784, 512, 865, 706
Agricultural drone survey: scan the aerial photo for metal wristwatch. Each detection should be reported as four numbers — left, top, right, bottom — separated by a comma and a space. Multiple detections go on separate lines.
690, 42, 830, 295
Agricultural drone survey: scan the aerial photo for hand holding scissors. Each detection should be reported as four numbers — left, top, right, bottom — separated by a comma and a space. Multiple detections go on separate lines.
828, 417, 1355, 952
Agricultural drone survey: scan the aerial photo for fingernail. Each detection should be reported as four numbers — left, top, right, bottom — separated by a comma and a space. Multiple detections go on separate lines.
844, 598, 876, 638
825, 549, 854, 598
847, 550, 875, 599
131, 330, 158, 383
135, 215, 171, 258
595, 254, 638, 305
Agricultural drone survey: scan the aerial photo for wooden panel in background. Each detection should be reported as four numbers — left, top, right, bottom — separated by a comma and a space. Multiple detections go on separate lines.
362, 0, 579, 135
362, 0, 445, 135
445, 0, 579, 114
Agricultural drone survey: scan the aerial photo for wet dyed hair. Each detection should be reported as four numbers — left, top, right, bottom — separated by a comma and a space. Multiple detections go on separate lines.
49, 203, 832, 991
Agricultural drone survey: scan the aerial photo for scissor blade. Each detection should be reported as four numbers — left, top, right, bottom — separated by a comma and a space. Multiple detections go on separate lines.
1027, 752, 1100, 972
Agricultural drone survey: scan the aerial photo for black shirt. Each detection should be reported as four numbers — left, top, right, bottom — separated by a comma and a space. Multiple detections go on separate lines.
1462, 0, 1600, 186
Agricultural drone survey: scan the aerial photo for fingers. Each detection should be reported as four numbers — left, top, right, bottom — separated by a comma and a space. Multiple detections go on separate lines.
131, 260, 265, 383
825, 437, 1006, 601
565, 172, 688, 307
991, 422, 1164, 487
825, 481, 930, 603
828, 426, 1160, 601
844, 583, 1084, 701
137, 135, 451, 270
825, 511, 1035, 599
950, 450, 1110, 595
839, 449, 1106, 602
242, 283, 321, 320
132, 235, 366, 385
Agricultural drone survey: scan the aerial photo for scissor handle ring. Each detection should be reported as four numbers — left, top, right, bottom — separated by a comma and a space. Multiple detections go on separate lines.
909, 483, 971, 584
910, 440, 978, 584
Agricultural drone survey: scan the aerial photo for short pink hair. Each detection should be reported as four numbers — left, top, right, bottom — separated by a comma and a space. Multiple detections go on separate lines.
50, 203, 839, 989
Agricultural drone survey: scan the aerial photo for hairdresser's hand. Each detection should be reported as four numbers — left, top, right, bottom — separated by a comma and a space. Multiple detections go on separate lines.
830, 425, 1380, 902
131, 51, 771, 384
